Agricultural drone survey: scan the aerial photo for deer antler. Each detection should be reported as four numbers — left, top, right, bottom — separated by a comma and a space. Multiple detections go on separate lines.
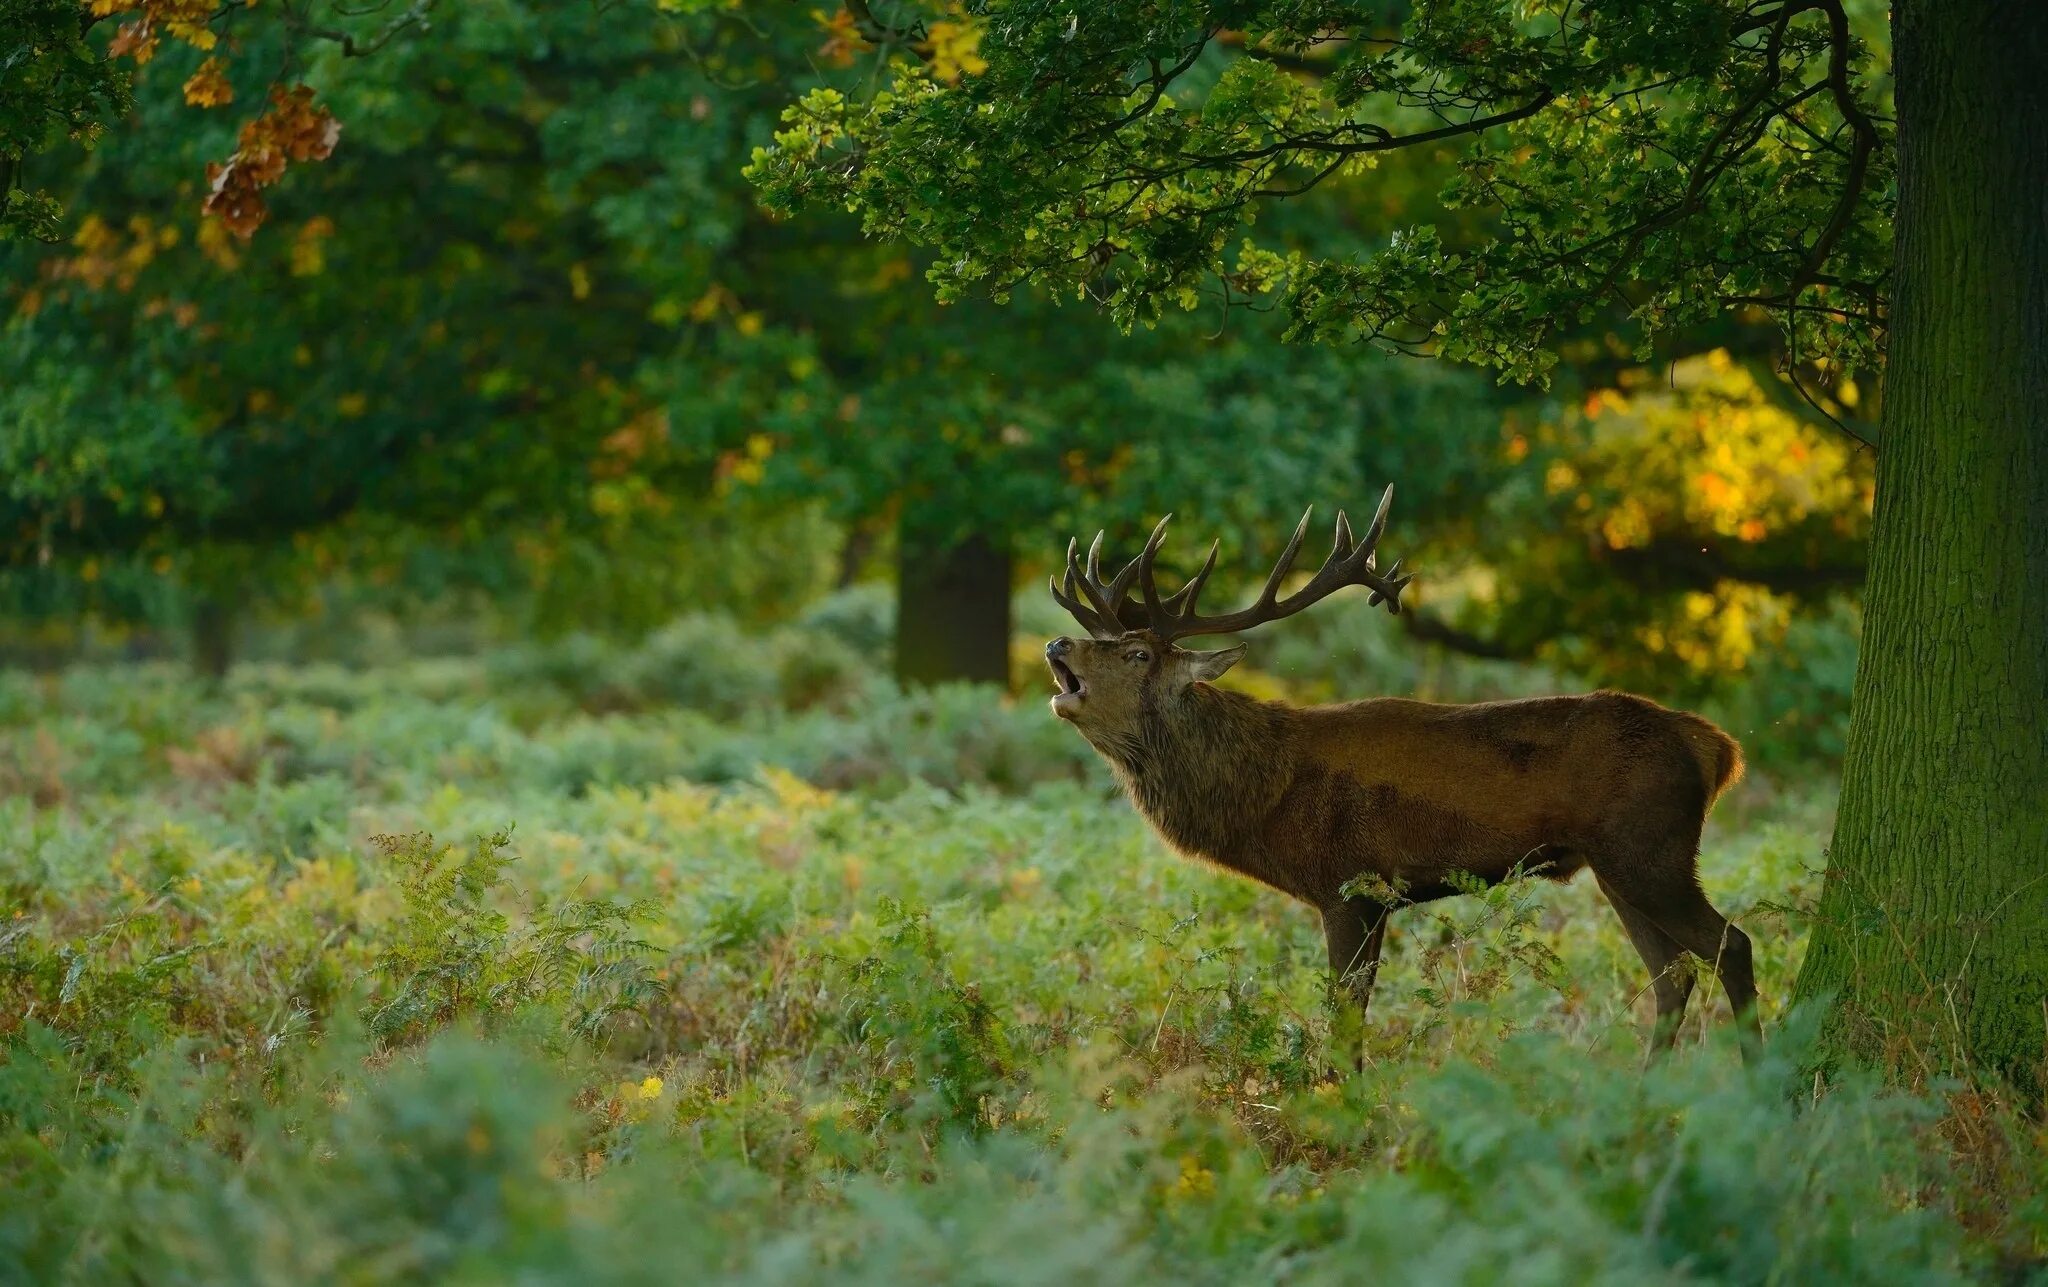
1048, 486, 1415, 642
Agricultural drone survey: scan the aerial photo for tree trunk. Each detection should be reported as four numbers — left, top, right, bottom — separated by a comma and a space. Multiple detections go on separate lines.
894, 511, 1012, 687
191, 595, 235, 682
1794, 0, 2048, 1089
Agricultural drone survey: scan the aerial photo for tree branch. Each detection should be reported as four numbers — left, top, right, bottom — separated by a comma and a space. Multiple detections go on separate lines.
1400, 608, 1537, 660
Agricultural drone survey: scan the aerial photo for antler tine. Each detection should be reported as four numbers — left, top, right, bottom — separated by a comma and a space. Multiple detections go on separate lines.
1102, 515, 1169, 610
1165, 490, 1412, 640
1251, 506, 1314, 609
1061, 535, 1124, 638
1050, 539, 1093, 635
1050, 491, 1412, 644
1050, 522, 1180, 638
1359, 484, 1394, 559
1366, 558, 1408, 610
1133, 514, 1172, 624
1160, 539, 1219, 615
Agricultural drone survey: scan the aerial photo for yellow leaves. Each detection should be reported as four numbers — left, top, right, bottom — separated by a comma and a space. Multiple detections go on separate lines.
1600, 497, 1652, 550
198, 213, 241, 270
1171, 1155, 1217, 1199
688, 284, 733, 322
684, 284, 765, 333
814, 7, 870, 68
761, 764, 836, 816
1572, 349, 1870, 544
290, 216, 334, 276
1537, 349, 1876, 676
1639, 584, 1792, 675
569, 263, 592, 300
1582, 387, 1628, 417
37, 213, 170, 297
718, 432, 778, 489
336, 392, 368, 418
183, 58, 233, 108
100, 0, 226, 67
923, 19, 988, 83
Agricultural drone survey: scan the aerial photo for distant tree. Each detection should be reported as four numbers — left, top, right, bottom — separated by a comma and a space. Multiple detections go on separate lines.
753, 0, 2047, 1086
9, 0, 1882, 714
6, 3, 1498, 685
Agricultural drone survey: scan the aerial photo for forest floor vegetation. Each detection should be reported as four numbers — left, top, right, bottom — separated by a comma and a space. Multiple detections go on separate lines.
2, 619, 2042, 1283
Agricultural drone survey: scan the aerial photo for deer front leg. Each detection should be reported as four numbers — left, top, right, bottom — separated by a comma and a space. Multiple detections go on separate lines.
1321, 899, 1389, 1012
1321, 899, 1388, 1074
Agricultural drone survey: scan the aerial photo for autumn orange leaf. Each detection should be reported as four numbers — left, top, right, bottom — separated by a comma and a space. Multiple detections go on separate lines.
183, 58, 233, 108
814, 8, 868, 68
203, 85, 342, 238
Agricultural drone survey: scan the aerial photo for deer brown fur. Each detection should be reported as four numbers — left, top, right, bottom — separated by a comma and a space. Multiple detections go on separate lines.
1044, 496, 1760, 1053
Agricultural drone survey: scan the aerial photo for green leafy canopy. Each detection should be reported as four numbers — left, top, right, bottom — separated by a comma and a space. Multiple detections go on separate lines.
749, 0, 1894, 385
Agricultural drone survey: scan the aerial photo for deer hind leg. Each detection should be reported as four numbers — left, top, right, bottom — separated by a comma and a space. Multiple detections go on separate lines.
1595, 874, 1694, 1051
1600, 849, 1761, 1056
1643, 884, 1760, 1055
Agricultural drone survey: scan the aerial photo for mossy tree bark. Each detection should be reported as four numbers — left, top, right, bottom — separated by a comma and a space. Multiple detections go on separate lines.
894, 505, 1013, 687
1794, 0, 2048, 1089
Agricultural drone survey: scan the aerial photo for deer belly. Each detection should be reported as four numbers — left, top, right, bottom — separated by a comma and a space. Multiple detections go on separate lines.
1295, 772, 1584, 897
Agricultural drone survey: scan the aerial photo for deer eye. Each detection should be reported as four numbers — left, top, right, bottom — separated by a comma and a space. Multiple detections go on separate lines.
1126, 649, 1149, 663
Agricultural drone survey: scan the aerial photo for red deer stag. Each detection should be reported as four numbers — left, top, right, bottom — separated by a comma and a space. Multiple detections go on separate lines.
1043, 487, 1758, 1052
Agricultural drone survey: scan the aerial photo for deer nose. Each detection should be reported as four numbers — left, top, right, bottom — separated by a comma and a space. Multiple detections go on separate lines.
1046, 637, 1073, 657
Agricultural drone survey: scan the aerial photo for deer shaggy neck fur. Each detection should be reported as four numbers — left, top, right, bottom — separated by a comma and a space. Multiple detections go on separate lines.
1085, 678, 1295, 876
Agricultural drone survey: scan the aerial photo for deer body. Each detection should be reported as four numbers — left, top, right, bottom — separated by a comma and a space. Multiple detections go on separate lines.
1044, 491, 1761, 1051
1100, 684, 1741, 909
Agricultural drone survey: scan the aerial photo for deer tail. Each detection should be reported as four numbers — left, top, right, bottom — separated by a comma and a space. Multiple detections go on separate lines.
1673, 711, 1745, 807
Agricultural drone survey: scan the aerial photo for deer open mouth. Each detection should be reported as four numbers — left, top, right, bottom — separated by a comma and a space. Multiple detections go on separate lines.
1048, 657, 1085, 705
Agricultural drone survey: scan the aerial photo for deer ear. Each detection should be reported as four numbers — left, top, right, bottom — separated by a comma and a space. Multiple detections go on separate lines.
1184, 644, 1245, 683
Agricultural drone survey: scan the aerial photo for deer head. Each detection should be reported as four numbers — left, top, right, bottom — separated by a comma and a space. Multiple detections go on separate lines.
1044, 487, 1413, 746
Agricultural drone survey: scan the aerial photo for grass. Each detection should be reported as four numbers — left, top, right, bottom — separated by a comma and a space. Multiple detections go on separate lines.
1, 650, 2042, 1284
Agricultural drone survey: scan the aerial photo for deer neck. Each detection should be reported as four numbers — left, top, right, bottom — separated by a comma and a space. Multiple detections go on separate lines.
1102, 682, 1295, 866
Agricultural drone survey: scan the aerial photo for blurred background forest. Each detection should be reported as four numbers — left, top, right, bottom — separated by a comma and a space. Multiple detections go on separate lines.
3, 3, 1874, 773
15, 4, 2035, 1285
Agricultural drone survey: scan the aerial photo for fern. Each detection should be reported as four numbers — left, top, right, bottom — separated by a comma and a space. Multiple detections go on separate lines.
364, 829, 658, 1049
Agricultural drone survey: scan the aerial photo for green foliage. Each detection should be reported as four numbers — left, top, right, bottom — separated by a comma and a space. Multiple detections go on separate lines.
6, 0, 1876, 703
836, 898, 1010, 1134
0, 0, 132, 240
0, 651, 2039, 1280
752, 0, 1894, 382
364, 828, 659, 1049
